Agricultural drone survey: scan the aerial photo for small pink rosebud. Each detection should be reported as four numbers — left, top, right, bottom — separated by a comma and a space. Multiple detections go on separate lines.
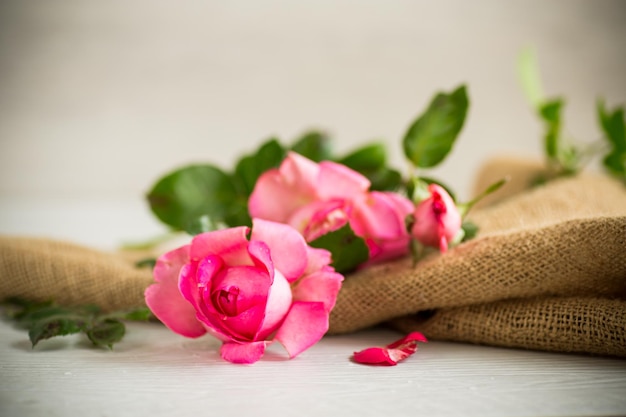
411, 184, 462, 252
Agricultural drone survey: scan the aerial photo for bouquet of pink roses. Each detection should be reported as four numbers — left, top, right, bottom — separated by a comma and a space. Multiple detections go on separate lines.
2, 55, 624, 363
142, 85, 508, 364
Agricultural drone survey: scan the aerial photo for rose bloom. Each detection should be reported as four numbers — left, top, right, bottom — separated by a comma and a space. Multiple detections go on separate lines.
411, 184, 462, 252
145, 218, 343, 364
248, 152, 413, 264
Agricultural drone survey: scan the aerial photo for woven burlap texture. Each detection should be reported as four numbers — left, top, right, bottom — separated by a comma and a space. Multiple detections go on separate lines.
0, 237, 153, 312
327, 157, 626, 357
1, 157, 625, 356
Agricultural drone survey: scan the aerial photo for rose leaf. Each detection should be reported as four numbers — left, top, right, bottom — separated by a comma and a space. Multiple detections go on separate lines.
402, 85, 469, 168
309, 224, 369, 274
146, 164, 239, 230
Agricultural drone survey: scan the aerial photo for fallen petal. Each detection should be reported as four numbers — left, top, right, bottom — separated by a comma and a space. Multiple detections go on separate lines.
353, 332, 427, 366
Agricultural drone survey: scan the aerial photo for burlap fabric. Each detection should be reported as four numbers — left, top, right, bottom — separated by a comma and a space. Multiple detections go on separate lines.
1, 157, 625, 356
0, 237, 153, 312
329, 157, 626, 357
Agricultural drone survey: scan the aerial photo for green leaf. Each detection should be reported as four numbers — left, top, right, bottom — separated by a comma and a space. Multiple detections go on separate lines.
86, 319, 126, 349
120, 307, 154, 322
597, 99, 626, 180
2, 299, 54, 324
184, 214, 227, 236
603, 152, 626, 178
309, 225, 369, 274
598, 99, 626, 149
338, 143, 387, 171
402, 85, 469, 168
233, 138, 286, 196
147, 164, 239, 230
15, 305, 79, 328
2, 298, 136, 350
337, 143, 403, 191
29, 317, 85, 347
517, 47, 544, 109
365, 168, 403, 191
460, 220, 479, 242
291, 131, 333, 162
539, 99, 563, 160
135, 258, 157, 269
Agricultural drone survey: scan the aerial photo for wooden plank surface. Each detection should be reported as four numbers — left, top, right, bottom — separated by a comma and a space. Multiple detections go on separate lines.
1, 320, 625, 417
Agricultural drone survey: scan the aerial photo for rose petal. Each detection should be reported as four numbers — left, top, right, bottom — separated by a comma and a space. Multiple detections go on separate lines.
290, 199, 350, 242
207, 266, 272, 340
361, 235, 411, 266
353, 332, 428, 366
179, 255, 222, 310
257, 269, 293, 339
220, 341, 268, 364
274, 301, 329, 358
304, 246, 334, 275
152, 244, 190, 285
317, 160, 370, 200
248, 152, 319, 222
387, 331, 428, 347
247, 240, 274, 281
177, 260, 233, 339
209, 266, 271, 317
250, 218, 308, 282
190, 227, 251, 265
291, 270, 343, 311
351, 192, 412, 240
145, 245, 207, 338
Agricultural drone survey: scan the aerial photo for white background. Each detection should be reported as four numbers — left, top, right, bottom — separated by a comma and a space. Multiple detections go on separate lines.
1, 0, 625, 205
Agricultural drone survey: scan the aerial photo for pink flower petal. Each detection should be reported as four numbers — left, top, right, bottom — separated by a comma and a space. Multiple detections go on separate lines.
363, 236, 411, 265
177, 260, 233, 339
190, 227, 251, 265
250, 218, 308, 282
280, 152, 320, 192
257, 269, 293, 339
220, 341, 269, 364
304, 246, 334, 275
207, 266, 272, 341
208, 266, 271, 318
353, 332, 428, 366
274, 301, 329, 358
247, 240, 274, 281
351, 192, 412, 240
248, 152, 319, 222
297, 200, 350, 242
179, 255, 222, 310
145, 245, 207, 338
317, 160, 370, 200
291, 270, 344, 311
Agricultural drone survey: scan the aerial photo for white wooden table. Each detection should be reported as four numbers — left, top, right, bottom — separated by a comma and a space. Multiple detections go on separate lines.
1, 198, 626, 417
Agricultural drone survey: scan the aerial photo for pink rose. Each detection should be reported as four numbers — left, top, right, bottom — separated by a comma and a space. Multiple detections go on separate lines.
411, 184, 462, 252
144, 218, 343, 364
249, 152, 413, 263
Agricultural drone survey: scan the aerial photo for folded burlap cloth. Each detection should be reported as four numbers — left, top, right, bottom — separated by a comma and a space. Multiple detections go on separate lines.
1, 157, 625, 357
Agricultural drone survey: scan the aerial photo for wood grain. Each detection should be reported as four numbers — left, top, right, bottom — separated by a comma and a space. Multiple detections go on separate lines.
1, 321, 625, 417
